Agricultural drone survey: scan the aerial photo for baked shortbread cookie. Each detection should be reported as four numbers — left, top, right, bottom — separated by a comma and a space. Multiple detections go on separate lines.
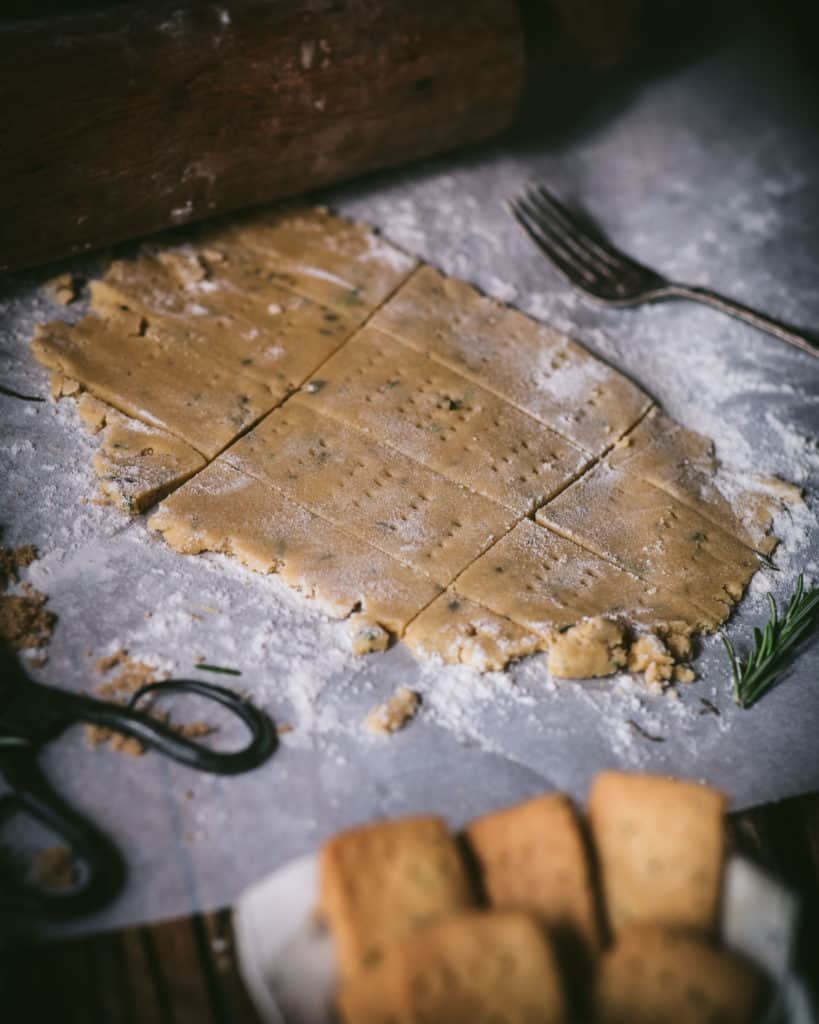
337, 910, 567, 1024
465, 793, 599, 959
589, 772, 726, 935
595, 925, 765, 1024
320, 816, 475, 978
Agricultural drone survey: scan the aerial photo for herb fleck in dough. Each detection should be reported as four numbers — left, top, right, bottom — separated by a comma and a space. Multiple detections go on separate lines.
31, 207, 784, 682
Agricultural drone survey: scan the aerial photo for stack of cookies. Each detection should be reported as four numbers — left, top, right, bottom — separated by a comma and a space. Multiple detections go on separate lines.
318, 772, 767, 1023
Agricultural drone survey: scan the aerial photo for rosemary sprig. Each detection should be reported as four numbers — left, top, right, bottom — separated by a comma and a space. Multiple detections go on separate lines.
722, 574, 819, 708
195, 663, 242, 677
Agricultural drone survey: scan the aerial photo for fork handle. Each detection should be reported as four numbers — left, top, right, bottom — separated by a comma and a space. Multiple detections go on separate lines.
667, 284, 818, 359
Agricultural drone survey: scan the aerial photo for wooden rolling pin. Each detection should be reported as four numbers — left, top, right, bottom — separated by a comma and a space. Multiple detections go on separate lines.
0, 0, 524, 273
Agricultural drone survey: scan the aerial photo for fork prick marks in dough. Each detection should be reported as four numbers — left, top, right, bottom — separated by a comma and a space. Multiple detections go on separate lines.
29, 206, 777, 672
370, 264, 652, 456
292, 326, 592, 515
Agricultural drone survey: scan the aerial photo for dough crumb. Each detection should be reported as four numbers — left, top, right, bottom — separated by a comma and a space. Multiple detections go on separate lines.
44, 273, 77, 305
87, 650, 180, 755
662, 628, 693, 661
50, 373, 82, 399
77, 392, 110, 434
628, 634, 674, 684
0, 541, 37, 591
0, 583, 56, 654
364, 687, 420, 735
548, 617, 627, 679
95, 651, 167, 697
674, 664, 696, 684
347, 614, 390, 656
29, 845, 76, 890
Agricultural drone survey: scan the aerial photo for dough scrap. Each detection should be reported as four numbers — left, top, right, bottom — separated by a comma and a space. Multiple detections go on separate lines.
364, 687, 420, 735
548, 617, 628, 679
148, 461, 440, 635
404, 591, 545, 672
347, 615, 391, 655
371, 264, 652, 455
223, 401, 517, 586
293, 326, 591, 513
82, 397, 206, 513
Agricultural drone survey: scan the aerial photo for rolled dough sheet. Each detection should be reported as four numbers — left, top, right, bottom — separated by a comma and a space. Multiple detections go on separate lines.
148, 461, 441, 635
292, 326, 592, 514
223, 401, 517, 586
29, 205, 777, 678
535, 460, 760, 627
370, 264, 652, 455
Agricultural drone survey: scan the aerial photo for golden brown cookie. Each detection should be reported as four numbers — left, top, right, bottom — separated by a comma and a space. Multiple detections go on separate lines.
466, 793, 599, 961
338, 911, 567, 1024
588, 772, 726, 935
595, 925, 766, 1024
320, 816, 475, 978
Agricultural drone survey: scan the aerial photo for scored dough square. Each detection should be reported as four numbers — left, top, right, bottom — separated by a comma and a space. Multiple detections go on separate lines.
223, 402, 518, 586
536, 460, 760, 627
404, 591, 545, 671
588, 772, 726, 935
201, 206, 418, 314
456, 519, 707, 641
337, 911, 568, 1024
148, 461, 440, 634
32, 313, 280, 460
371, 264, 652, 455
90, 252, 361, 392
320, 816, 475, 978
293, 326, 591, 513
608, 408, 779, 556
466, 793, 599, 960
595, 925, 765, 1024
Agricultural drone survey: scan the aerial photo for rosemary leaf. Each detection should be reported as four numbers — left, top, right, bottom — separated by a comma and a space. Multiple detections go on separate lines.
722, 574, 819, 709
195, 663, 242, 677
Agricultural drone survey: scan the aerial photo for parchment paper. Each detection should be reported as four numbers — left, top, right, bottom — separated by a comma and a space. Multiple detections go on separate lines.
1, 11, 817, 936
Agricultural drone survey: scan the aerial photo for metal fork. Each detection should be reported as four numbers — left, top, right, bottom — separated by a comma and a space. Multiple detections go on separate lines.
509, 184, 817, 359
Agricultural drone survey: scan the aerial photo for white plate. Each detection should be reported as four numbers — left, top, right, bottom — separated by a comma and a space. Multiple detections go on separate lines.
233, 853, 814, 1024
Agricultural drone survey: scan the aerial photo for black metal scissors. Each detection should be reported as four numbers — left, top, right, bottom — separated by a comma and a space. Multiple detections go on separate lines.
0, 641, 276, 919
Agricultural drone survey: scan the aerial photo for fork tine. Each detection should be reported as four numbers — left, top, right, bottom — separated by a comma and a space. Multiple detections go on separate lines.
509, 197, 602, 290
523, 186, 619, 283
529, 184, 651, 278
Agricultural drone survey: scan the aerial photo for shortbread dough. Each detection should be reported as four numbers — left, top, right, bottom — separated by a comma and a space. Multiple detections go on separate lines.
31, 206, 784, 683
371, 264, 652, 455
149, 461, 440, 634
77, 394, 206, 513
293, 326, 591, 514
535, 460, 759, 628
223, 401, 517, 586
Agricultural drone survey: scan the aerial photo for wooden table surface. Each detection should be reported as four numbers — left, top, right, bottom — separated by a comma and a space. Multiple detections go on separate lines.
5, 791, 819, 1022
